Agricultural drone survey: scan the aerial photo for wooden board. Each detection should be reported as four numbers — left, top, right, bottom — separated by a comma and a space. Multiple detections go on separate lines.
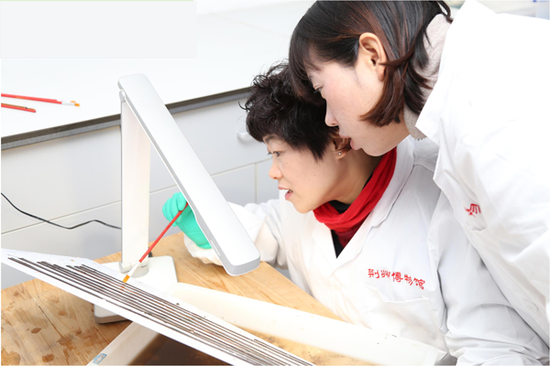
2, 233, 342, 365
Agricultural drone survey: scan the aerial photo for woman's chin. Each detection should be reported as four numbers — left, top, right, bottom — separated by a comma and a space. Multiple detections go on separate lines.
292, 202, 313, 214
362, 145, 389, 157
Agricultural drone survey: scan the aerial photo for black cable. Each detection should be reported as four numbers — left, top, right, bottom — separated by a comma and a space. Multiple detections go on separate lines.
1, 192, 121, 230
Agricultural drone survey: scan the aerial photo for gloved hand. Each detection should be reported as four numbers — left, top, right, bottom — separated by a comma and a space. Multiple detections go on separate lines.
162, 192, 211, 249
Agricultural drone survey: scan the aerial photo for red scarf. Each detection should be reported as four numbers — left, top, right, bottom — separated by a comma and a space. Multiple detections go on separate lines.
313, 148, 397, 248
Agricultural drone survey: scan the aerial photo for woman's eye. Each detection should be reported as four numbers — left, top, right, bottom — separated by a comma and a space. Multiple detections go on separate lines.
273, 151, 281, 157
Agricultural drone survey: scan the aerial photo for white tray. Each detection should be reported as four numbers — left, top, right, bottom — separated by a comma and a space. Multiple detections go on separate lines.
165, 283, 438, 365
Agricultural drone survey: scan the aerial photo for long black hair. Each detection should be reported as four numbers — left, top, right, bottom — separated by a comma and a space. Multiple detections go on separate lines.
289, 1, 452, 126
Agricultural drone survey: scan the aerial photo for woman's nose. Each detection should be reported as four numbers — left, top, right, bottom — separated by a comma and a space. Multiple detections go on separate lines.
268, 161, 282, 180
325, 105, 338, 127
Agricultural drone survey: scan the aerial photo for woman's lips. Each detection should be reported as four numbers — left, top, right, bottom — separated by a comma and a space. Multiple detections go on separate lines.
340, 134, 360, 151
285, 189, 293, 200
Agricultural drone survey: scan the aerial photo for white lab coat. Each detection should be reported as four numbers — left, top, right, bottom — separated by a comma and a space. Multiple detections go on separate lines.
415, 0, 550, 345
202, 138, 548, 365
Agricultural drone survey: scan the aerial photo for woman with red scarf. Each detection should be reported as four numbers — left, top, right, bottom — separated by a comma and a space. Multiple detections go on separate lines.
162, 65, 548, 364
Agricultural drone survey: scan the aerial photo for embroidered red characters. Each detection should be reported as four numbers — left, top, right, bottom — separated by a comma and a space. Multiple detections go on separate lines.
465, 203, 481, 217
368, 269, 425, 290
368, 269, 380, 278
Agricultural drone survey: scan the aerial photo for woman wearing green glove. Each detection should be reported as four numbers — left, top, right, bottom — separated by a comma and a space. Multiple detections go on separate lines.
161, 64, 547, 364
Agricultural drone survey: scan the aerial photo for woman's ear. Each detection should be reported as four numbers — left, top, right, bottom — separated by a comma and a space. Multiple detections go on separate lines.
358, 32, 387, 81
332, 137, 351, 158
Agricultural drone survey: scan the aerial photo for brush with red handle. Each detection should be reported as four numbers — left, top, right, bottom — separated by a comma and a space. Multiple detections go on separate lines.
122, 202, 188, 283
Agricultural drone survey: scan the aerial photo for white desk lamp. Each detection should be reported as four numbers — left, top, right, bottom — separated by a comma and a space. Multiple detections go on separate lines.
94, 74, 260, 323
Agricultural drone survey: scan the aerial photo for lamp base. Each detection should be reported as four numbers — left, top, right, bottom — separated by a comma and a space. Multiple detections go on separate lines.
93, 255, 178, 323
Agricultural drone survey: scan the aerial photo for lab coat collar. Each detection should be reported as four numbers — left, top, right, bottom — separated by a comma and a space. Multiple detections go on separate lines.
313, 140, 415, 270
416, 0, 495, 146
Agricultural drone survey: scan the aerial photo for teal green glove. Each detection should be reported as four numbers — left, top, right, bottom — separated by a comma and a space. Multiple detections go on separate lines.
162, 192, 211, 249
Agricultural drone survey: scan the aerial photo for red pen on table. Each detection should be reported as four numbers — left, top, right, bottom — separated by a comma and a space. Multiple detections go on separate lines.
122, 203, 188, 283
1, 103, 36, 113
2, 93, 79, 106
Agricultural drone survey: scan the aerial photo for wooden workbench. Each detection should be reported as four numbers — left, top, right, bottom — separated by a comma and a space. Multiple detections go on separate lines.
1, 233, 349, 365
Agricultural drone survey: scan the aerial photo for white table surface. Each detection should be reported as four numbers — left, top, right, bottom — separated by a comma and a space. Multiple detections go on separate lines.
1, 1, 314, 140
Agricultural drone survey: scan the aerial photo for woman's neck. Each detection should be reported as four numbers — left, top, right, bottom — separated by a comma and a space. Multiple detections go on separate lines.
335, 150, 381, 205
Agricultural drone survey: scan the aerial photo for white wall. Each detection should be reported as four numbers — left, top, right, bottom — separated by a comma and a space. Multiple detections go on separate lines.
449, 0, 548, 18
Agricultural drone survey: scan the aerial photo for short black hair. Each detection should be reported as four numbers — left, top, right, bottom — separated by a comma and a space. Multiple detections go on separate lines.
244, 63, 337, 161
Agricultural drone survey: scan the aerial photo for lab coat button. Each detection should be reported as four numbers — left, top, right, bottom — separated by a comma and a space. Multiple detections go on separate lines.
524, 300, 539, 313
